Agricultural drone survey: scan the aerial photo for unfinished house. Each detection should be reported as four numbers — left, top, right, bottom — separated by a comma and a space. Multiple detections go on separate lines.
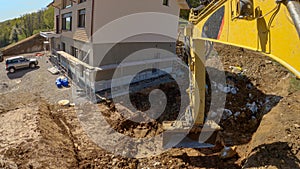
42, 0, 189, 97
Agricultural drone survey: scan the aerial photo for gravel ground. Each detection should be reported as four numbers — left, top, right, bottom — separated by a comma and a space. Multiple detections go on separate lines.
0, 53, 72, 104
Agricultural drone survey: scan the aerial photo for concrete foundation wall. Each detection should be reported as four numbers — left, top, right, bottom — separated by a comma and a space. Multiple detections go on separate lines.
56, 34, 177, 67
92, 41, 176, 67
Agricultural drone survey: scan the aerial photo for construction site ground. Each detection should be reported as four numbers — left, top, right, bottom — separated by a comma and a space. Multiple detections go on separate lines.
0, 45, 299, 169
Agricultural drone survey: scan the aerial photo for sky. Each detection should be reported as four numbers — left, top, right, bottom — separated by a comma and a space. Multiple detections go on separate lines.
0, 0, 52, 22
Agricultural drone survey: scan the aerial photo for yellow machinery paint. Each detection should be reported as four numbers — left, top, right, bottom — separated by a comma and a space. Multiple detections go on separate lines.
188, 0, 300, 125
190, 0, 300, 78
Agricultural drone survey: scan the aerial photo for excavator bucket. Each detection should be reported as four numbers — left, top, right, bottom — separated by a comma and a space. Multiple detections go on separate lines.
161, 29, 220, 148
162, 121, 221, 148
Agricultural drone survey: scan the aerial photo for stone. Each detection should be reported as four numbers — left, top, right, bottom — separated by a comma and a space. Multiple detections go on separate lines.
220, 146, 237, 159
154, 162, 161, 166
133, 128, 149, 138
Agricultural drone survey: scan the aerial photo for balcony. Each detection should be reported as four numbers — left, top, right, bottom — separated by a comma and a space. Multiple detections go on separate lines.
40, 32, 61, 39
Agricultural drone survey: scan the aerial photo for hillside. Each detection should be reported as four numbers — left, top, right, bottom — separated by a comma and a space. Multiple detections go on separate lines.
0, 7, 54, 49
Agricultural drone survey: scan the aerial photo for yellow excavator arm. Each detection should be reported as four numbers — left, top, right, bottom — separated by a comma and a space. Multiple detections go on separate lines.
163, 0, 300, 148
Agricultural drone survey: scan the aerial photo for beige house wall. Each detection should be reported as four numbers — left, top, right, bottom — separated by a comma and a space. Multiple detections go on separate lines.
53, 0, 180, 62
51, 0, 183, 92
93, 0, 180, 31
54, 0, 92, 42
93, 0, 180, 43
54, 0, 181, 44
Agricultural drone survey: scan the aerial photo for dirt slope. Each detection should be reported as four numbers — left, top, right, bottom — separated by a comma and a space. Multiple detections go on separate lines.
240, 91, 300, 168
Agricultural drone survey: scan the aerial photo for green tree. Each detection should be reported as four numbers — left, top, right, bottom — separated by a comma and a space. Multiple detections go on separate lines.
44, 7, 54, 30
0, 7, 54, 48
21, 14, 34, 37
9, 26, 19, 43
180, 0, 201, 20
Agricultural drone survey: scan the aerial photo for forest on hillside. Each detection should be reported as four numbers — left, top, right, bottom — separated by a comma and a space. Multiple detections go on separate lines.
0, 7, 54, 48
180, 0, 201, 20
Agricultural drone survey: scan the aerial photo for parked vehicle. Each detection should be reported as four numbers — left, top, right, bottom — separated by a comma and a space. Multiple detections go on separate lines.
5, 56, 38, 73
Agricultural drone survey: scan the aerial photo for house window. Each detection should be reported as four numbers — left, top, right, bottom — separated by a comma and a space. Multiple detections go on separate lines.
63, 0, 73, 9
163, 0, 169, 6
61, 42, 66, 51
78, 9, 86, 28
56, 15, 60, 33
79, 0, 86, 3
62, 13, 72, 31
81, 50, 89, 64
71, 46, 79, 58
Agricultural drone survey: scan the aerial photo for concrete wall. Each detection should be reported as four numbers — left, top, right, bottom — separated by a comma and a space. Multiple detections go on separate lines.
2, 34, 45, 56
91, 42, 176, 67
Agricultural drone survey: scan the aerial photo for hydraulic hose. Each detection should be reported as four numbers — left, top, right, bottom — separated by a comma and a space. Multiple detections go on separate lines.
285, 0, 300, 38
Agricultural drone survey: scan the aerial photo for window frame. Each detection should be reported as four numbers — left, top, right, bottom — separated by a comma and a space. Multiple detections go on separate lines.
163, 0, 169, 6
56, 15, 60, 33
78, 9, 86, 28
61, 42, 66, 52
62, 0, 73, 9
62, 13, 72, 31
78, 0, 86, 3
71, 46, 79, 58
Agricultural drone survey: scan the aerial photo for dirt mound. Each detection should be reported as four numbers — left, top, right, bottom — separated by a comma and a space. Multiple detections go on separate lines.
240, 91, 300, 168
0, 102, 78, 168
100, 81, 184, 139
215, 44, 290, 95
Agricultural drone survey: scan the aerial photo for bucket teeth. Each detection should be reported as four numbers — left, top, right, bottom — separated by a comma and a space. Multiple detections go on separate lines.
163, 133, 216, 148
162, 121, 221, 148
162, 126, 219, 148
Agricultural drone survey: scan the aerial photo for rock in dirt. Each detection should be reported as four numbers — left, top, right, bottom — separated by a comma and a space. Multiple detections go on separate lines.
133, 128, 150, 138
220, 146, 238, 159
58, 100, 70, 106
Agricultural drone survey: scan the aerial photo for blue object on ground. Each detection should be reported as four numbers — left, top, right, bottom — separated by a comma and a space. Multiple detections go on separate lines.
61, 77, 69, 87
56, 78, 62, 88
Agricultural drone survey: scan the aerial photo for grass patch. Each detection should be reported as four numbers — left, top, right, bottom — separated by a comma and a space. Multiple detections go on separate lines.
289, 77, 300, 93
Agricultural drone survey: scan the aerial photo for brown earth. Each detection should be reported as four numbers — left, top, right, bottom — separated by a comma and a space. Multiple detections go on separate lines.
1, 34, 46, 56
0, 44, 299, 169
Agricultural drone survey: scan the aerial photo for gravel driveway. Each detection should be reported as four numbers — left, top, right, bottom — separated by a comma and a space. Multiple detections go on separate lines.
0, 53, 72, 104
